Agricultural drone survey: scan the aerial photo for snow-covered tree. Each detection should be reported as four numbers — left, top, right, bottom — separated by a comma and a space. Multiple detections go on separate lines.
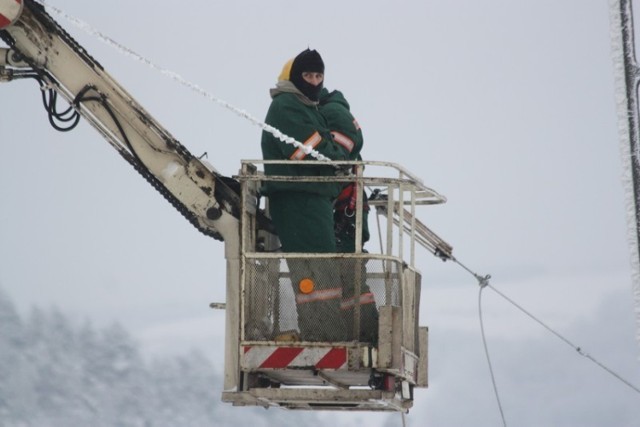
0, 289, 327, 426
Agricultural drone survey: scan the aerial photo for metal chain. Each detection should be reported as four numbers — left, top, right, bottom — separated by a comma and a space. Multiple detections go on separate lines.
8, 1, 225, 240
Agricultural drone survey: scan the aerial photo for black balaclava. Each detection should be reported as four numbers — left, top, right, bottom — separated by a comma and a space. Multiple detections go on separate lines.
289, 49, 325, 101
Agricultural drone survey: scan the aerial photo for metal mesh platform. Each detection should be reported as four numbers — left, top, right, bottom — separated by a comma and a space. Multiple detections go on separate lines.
243, 256, 402, 343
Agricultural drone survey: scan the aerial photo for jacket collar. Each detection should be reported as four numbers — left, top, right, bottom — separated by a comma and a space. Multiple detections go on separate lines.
270, 81, 319, 106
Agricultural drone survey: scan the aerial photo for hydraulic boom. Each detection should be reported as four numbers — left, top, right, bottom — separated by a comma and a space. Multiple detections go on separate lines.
0, 0, 263, 242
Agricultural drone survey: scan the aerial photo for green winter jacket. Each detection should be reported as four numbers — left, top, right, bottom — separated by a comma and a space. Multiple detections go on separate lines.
261, 81, 349, 197
319, 88, 370, 252
319, 88, 364, 161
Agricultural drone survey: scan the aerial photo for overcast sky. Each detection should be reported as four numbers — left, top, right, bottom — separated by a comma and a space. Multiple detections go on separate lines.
1, 0, 640, 426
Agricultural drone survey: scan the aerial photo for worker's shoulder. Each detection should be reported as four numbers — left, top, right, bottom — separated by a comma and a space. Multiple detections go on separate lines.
271, 91, 300, 106
320, 90, 350, 112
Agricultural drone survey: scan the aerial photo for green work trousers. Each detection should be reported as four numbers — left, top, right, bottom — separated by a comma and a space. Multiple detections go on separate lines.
334, 203, 378, 344
268, 192, 346, 341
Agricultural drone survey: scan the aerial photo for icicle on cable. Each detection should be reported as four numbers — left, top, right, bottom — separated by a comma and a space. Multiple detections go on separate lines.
34, 0, 330, 162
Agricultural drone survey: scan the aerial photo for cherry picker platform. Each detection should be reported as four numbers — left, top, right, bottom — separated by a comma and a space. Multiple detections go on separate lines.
221, 160, 449, 412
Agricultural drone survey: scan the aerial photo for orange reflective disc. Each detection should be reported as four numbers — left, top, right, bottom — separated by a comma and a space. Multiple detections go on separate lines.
299, 278, 314, 294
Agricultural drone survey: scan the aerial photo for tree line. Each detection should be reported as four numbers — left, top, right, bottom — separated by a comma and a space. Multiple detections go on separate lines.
0, 288, 317, 426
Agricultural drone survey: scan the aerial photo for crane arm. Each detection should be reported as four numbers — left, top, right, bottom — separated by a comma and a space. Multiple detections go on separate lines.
0, 0, 266, 241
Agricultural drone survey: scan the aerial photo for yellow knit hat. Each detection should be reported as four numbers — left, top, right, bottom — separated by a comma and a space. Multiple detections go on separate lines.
278, 58, 294, 81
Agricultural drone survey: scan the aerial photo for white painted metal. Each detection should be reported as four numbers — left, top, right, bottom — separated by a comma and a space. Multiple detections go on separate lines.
0, 0, 23, 30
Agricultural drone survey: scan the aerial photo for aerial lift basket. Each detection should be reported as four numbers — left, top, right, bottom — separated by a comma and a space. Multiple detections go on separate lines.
221, 160, 446, 412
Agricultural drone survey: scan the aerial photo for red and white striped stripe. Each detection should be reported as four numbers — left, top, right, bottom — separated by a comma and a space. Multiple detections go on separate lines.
242, 346, 347, 370
0, 0, 22, 30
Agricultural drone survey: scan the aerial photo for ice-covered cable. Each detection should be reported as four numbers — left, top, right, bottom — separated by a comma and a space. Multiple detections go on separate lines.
34, 0, 331, 162
609, 0, 640, 359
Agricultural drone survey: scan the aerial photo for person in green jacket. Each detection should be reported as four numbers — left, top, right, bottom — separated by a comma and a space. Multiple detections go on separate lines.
319, 88, 379, 344
261, 49, 349, 342
319, 88, 369, 252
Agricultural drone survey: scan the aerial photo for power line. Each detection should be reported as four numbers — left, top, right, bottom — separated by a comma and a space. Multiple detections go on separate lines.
456, 257, 640, 392
478, 286, 507, 427
453, 257, 640, 427
486, 282, 640, 395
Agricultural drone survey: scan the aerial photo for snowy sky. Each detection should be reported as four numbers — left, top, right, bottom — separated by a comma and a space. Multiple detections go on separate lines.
1, 0, 640, 426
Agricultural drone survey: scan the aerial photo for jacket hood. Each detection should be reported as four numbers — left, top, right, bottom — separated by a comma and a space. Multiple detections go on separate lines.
319, 89, 350, 110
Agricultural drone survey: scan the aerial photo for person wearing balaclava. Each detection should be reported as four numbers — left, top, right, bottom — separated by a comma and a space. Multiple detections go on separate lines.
261, 48, 350, 342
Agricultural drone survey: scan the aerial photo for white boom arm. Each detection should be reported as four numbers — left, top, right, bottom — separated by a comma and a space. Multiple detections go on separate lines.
0, 0, 268, 242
